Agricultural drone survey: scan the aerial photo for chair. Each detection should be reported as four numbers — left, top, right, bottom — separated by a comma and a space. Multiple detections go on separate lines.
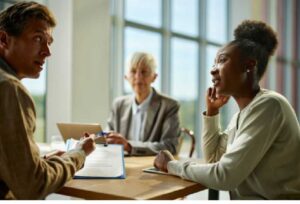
177, 127, 219, 200
177, 127, 196, 158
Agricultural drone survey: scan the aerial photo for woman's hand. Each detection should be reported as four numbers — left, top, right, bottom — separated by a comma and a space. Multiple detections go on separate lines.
153, 150, 175, 173
206, 87, 230, 116
106, 132, 132, 152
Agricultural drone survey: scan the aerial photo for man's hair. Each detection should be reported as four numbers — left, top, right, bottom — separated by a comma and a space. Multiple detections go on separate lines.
229, 20, 278, 80
127, 52, 157, 74
0, 1, 56, 36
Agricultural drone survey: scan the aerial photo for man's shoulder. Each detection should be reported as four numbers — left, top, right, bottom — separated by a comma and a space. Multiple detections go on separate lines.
0, 68, 18, 83
0, 69, 21, 90
0, 69, 32, 103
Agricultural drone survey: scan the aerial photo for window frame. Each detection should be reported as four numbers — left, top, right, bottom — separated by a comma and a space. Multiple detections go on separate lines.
111, 0, 230, 157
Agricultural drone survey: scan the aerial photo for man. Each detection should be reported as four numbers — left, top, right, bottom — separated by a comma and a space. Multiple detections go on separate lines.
0, 2, 95, 199
106, 52, 180, 155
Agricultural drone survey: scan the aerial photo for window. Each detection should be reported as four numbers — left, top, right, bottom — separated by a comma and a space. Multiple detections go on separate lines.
22, 70, 46, 142
125, 0, 161, 28
124, 27, 162, 92
171, 38, 198, 132
171, 0, 198, 36
112, 0, 228, 157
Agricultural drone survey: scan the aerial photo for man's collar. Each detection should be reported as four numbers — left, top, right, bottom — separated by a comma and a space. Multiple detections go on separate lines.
0, 57, 18, 78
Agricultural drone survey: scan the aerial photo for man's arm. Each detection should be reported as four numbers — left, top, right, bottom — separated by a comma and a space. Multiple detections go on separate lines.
0, 81, 85, 199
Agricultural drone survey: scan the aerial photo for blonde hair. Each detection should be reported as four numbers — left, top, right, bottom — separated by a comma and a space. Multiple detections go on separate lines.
127, 52, 157, 74
0, 1, 56, 36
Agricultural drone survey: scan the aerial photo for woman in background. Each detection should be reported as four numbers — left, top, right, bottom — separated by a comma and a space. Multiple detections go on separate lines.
154, 20, 300, 199
106, 52, 180, 155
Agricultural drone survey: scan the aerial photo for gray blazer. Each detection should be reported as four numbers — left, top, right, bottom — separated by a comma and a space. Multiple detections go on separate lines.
106, 88, 180, 155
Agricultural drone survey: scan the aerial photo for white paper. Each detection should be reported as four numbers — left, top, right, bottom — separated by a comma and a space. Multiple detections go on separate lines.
66, 139, 125, 178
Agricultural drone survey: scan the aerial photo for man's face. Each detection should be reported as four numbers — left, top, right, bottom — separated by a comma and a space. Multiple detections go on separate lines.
4, 18, 53, 79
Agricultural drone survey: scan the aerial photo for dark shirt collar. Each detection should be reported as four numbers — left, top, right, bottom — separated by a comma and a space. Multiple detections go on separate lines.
0, 57, 18, 78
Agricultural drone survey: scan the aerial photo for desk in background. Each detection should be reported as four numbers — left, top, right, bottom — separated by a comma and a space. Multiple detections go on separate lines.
57, 156, 206, 200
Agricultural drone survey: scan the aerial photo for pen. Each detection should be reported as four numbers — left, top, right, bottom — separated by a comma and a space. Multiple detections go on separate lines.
95, 131, 109, 146
95, 131, 109, 137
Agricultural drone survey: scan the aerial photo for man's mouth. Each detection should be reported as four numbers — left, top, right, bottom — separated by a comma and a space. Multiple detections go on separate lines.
35, 60, 44, 67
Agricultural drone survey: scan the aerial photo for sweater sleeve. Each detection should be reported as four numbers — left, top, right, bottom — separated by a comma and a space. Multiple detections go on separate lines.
0, 81, 85, 199
201, 113, 229, 163
168, 98, 284, 191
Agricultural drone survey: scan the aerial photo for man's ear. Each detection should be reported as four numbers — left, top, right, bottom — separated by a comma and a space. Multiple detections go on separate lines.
0, 31, 9, 49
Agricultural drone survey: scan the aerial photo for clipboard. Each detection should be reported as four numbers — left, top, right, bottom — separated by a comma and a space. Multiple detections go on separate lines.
66, 139, 126, 179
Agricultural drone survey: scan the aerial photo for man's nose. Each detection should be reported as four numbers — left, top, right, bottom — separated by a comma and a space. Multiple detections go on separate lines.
40, 43, 51, 57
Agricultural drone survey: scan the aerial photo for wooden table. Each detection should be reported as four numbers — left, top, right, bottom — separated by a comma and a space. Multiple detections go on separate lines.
57, 156, 206, 200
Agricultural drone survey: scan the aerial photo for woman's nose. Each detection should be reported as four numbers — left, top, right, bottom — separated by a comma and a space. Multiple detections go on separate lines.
210, 64, 218, 75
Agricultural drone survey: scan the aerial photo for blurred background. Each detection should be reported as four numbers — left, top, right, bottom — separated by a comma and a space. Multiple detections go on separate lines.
1, 0, 299, 158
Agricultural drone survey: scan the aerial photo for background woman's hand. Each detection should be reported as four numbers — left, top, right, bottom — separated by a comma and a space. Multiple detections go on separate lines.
206, 87, 230, 116
106, 132, 132, 152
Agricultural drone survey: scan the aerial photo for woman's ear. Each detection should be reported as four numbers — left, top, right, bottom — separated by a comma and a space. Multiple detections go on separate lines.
0, 31, 9, 49
151, 73, 158, 83
245, 59, 257, 73
124, 75, 129, 81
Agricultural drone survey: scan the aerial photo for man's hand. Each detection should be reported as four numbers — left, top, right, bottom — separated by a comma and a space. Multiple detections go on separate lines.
76, 133, 96, 156
106, 132, 132, 152
154, 150, 175, 173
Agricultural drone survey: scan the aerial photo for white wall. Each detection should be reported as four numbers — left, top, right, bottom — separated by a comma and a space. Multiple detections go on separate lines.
46, 0, 73, 141
71, 0, 111, 124
46, 0, 111, 141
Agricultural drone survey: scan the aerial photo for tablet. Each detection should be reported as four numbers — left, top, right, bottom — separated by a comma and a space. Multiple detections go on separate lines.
57, 122, 103, 142
142, 167, 169, 175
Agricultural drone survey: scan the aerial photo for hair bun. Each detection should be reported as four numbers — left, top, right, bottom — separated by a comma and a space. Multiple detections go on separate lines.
234, 20, 278, 55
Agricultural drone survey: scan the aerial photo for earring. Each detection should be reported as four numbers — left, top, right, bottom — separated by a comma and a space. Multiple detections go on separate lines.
246, 69, 250, 73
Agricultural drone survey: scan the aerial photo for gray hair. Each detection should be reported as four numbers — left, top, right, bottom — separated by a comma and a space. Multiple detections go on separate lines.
127, 52, 157, 74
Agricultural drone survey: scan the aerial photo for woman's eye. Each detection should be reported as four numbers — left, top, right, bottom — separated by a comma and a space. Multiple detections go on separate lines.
34, 36, 42, 42
219, 58, 226, 63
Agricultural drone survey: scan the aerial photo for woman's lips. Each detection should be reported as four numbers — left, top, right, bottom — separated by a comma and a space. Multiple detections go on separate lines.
212, 78, 220, 87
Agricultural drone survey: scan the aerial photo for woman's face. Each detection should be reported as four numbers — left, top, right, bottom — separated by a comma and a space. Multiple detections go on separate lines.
126, 64, 157, 95
211, 44, 248, 96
